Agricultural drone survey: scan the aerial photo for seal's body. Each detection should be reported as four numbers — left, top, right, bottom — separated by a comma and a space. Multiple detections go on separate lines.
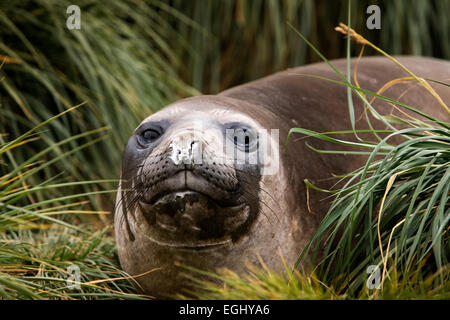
115, 57, 449, 297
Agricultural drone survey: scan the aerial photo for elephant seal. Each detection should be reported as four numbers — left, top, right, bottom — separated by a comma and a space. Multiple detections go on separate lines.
115, 56, 449, 297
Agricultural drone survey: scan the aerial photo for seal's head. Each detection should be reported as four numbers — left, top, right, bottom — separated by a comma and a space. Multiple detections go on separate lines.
115, 96, 301, 297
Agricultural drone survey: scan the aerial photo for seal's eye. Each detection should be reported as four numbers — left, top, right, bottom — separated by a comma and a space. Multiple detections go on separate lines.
137, 128, 162, 146
226, 125, 258, 153
142, 129, 160, 141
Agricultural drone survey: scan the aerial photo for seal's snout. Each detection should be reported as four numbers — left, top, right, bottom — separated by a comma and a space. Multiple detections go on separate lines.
139, 190, 250, 240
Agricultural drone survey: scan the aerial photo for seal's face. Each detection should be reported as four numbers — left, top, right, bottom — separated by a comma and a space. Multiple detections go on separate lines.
121, 101, 263, 248
115, 96, 296, 297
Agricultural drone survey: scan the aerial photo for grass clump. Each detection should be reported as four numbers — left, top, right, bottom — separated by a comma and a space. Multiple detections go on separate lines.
298, 126, 449, 297
0, 109, 147, 300
0, 0, 198, 211
182, 258, 449, 300
0, 228, 146, 299
177, 261, 338, 300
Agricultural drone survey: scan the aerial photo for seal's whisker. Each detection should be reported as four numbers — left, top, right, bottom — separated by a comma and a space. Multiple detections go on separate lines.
114, 179, 147, 212
235, 173, 281, 212
122, 187, 148, 213
238, 187, 279, 225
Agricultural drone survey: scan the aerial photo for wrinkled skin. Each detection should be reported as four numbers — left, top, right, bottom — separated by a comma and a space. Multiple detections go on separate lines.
115, 57, 449, 297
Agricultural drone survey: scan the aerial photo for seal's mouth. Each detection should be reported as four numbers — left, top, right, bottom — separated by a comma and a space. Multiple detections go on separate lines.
137, 172, 250, 248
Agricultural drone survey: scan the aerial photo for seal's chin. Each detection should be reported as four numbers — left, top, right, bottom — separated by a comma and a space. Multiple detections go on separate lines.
138, 190, 250, 249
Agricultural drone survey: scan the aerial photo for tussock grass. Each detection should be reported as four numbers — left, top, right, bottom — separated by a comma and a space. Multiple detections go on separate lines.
0, 0, 198, 211
296, 126, 449, 297
177, 262, 338, 300
170, 0, 450, 93
0, 110, 147, 299
179, 259, 449, 300
0, 228, 145, 299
